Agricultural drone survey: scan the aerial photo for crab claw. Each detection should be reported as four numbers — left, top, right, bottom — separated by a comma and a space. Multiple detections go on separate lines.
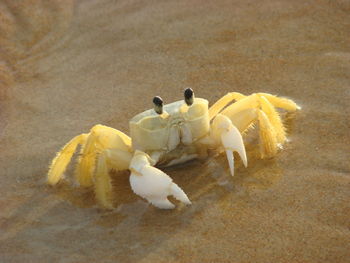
212, 114, 247, 176
129, 151, 191, 209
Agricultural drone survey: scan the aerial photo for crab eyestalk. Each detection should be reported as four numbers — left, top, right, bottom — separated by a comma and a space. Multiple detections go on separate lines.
184, 88, 194, 106
153, 96, 163, 114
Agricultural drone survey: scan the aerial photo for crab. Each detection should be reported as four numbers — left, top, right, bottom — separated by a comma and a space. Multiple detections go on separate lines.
47, 89, 300, 209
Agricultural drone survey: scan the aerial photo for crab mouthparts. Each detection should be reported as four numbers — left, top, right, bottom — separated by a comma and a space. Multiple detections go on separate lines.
167, 122, 193, 151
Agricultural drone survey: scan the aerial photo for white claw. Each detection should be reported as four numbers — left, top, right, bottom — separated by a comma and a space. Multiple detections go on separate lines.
148, 198, 175, 209
221, 124, 248, 168
170, 183, 191, 205
213, 114, 247, 176
225, 149, 235, 176
129, 153, 191, 209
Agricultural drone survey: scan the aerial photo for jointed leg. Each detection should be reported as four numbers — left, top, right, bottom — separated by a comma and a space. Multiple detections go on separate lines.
257, 110, 278, 158
95, 151, 113, 208
212, 92, 300, 157
48, 133, 88, 185
220, 94, 260, 121
74, 124, 132, 187
209, 92, 246, 120
258, 93, 301, 112
215, 106, 279, 159
74, 133, 97, 187
259, 96, 286, 144
212, 92, 299, 125
229, 108, 258, 133
94, 148, 133, 208
48, 124, 132, 191
235, 108, 280, 158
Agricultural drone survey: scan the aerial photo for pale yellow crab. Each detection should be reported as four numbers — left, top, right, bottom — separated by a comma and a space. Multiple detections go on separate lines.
47, 89, 300, 209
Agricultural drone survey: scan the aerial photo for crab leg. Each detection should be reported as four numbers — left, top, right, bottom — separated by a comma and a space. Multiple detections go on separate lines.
74, 132, 98, 187
48, 133, 88, 185
74, 125, 132, 187
129, 151, 191, 209
258, 93, 301, 111
47, 124, 133, 208
259, 96, 286, 144
209, 92, 246, 120
219, 105, 281, 158
211, 114, 247, 176
211, 92, 300, 121
94, 148, 133, 208
257, 110, 278, 158
211, 93, 300, 157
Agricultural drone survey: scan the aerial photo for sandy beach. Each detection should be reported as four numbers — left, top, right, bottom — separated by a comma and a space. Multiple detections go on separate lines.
0, 0, 349, 262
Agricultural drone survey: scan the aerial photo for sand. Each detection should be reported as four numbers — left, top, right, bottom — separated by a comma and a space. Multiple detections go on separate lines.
0, 0, 349, 262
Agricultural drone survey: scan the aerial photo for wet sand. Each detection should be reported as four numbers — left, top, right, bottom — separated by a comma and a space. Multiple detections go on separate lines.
0, 0, 349, 262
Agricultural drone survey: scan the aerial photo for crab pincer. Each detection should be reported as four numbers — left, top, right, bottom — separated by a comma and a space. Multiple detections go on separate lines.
129, 151, 191, 209
211, 114, 247, 176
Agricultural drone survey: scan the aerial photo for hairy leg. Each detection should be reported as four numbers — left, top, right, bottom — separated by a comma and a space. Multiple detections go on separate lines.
94, 148, 133, 208
75, 124, 132, 187
48, 133, 88, 185
209, 92, 246, 120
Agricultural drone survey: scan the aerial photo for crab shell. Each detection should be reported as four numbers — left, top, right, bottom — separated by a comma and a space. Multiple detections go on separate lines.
129, 98, 210, 154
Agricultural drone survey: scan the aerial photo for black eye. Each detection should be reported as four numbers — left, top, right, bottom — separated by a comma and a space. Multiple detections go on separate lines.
153, 96, 163, 114
184, 88, 194, 106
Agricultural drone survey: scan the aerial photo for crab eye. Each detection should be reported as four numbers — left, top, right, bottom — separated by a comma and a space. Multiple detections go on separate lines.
153, 96, 163, 114
184, 88, 194, 106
